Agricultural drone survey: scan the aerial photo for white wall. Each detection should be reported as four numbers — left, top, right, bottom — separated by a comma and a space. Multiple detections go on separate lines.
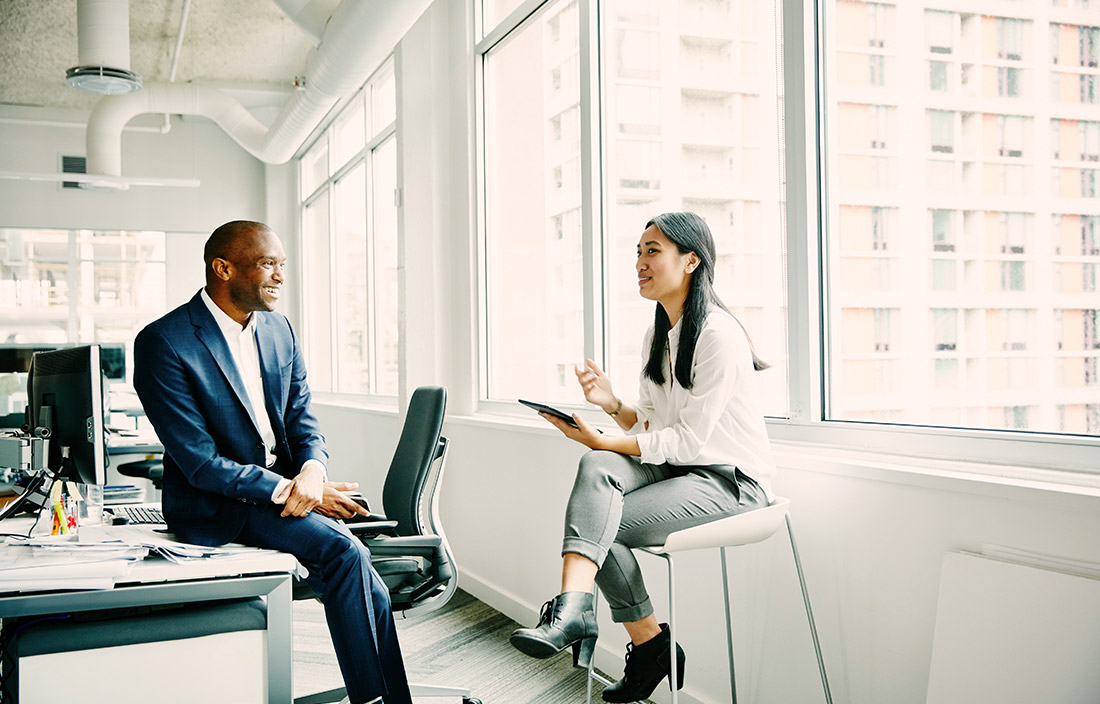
0, 105, 266, 233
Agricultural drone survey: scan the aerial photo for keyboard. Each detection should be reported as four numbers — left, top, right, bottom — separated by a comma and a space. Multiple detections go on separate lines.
110, 505, 165, 525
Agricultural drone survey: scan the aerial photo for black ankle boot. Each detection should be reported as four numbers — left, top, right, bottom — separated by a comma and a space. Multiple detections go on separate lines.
601, 623, 686, 703
509, 591, 599, 668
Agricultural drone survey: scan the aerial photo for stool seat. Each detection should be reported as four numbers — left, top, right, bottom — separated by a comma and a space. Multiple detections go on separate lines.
643, 497, 791, 554
586, 496, 832, 704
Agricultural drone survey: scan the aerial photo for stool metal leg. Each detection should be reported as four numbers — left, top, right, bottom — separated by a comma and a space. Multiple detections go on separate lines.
786, 515, 833, 704
665, 553, 678, 704
586, 585, 597, 704
720, 546, 738, 704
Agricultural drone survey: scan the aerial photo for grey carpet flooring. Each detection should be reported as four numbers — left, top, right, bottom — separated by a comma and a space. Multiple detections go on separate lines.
293, 589, 640, 704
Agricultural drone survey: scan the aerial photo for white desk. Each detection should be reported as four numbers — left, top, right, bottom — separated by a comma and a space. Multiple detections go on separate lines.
0, 524, 300, 704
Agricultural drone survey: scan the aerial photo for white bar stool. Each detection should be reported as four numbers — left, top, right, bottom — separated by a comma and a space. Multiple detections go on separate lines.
585, 497, 832, 704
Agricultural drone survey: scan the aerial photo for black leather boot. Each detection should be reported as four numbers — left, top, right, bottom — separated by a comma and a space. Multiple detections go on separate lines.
601, 623, 686, 703
509, 591, 599, 668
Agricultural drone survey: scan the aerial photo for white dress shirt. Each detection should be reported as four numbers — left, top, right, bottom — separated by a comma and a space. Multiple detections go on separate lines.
200, 289, 325, 500
627, 306, 775, 497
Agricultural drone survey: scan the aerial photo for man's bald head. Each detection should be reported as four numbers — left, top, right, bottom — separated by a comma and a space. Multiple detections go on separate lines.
203, 220, 272, 282
203, 220, 287, 325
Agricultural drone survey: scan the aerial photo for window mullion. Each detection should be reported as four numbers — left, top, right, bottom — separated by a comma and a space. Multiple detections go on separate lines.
782, 0, 824, 424
579, 0, 603, 369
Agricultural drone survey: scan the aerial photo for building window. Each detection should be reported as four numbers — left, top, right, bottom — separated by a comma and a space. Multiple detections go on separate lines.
932, 209, 955, 251
299, 59, 398, 397
1001, 212, 1026, 253
996, 17, 1024, 61
871, 207, 887, 249
927, 10, 953, 54
1081, 74, 1098, 104
1083, 216, 1100, 255
930, 61, 949, 91
1082, 169, 1099, 197
929, 110, 953, 153
869, 54, 885, 86
932, 309, 958, 350
1082, 121, 1100, 161
1080, 25, 1099, 67
1001, 261, 1026, 291
998, 115, 1025, 157
1002, 309, 1029, 350
997, 67, 1021, 98
873, 308, 891, 352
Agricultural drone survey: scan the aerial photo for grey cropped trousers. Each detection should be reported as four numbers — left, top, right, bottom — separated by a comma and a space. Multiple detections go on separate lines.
562, 450, 767, 623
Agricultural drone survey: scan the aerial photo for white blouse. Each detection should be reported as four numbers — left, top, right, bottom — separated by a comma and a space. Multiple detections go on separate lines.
627, 306, 775, 496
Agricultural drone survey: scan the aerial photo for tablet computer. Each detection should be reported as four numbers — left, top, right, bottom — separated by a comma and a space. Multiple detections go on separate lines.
518, 399, 579, 428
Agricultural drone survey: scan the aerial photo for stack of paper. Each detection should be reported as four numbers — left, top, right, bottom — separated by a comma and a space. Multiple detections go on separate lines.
0, 541, 146, 591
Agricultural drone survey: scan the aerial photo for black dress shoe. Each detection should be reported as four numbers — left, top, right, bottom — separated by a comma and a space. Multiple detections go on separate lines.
602, 623, 685, 703
509, 591, 598, 668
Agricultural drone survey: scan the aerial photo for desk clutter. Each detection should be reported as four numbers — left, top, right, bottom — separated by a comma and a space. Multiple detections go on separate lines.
0, 520, 273, 592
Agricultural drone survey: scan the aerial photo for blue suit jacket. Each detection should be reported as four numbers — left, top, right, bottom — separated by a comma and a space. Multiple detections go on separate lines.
133, 291, 328, 546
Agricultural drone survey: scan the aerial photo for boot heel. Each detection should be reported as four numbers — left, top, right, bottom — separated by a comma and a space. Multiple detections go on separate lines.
572, 636, 596, 669
669, 645, 686, 690
672, 658, 686, 690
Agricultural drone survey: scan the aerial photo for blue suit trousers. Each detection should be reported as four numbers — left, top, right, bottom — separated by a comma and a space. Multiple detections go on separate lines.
237, 505, 412, 704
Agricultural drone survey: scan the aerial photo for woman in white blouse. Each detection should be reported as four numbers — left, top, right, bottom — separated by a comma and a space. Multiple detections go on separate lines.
509, 212, 775, 703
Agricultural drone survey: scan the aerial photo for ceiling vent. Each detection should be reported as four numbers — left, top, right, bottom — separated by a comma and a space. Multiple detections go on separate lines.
66, 0, 142, 95
60, 155, 87, 190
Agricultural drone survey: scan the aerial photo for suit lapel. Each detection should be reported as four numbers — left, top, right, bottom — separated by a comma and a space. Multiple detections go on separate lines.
255, 315, 285, 430
188, 294, 264, 438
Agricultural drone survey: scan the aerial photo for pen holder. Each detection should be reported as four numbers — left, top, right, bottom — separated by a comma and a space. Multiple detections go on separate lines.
76, 483, 104, 526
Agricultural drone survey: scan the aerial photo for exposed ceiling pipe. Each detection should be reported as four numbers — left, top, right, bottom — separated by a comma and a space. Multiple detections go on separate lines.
85, 0, 431, 187
157, 0, 193, 135
66, 0, 142, 94
270, 0, 341, 47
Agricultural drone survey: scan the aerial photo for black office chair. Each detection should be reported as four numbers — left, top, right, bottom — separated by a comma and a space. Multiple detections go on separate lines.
295, 385, 481, 704
116, 457, 163, 489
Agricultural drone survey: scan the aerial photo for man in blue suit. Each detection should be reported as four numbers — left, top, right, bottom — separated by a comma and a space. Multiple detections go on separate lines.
134, 220, 412, 704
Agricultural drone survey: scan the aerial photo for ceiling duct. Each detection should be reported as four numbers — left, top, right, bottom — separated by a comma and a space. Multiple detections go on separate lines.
85, 0, 430, 187
66, 0, 142, 94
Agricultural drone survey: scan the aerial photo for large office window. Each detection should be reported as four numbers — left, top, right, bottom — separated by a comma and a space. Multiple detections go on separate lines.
473, 0, 1099, 470
0, 228, 166, 347
478, 0, 788, 413
300, 59, 398, 398
602, 0, 788, 415
824, 3, 1100, 435
482, 0, 582, 404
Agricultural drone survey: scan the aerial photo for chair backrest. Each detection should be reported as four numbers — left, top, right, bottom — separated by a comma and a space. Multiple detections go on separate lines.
381, 385, 447, 537
649, 496, 792, 554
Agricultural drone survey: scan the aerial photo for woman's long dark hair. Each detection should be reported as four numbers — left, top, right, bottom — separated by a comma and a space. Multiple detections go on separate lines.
642, 212, 769, 390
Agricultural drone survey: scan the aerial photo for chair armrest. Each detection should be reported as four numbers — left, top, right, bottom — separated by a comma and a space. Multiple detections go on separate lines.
364, 535, 453, 589
345, 513, 400, 537
363, 534, 443, 557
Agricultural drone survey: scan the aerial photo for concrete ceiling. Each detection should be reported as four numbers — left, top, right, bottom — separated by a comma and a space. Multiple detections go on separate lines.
0, 0, 315, 111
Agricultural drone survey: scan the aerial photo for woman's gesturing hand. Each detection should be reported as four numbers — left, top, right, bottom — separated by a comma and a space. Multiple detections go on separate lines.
575, 359, 618, 413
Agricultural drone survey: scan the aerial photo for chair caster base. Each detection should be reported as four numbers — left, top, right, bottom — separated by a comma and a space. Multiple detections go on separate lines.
462, 698, 483, 704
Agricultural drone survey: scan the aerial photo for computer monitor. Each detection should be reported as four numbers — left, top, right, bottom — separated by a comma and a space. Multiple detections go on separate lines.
26, 345, 107, 486
0, 342, 126, 380
99, 342, 127, 382
0, 343, 58, 374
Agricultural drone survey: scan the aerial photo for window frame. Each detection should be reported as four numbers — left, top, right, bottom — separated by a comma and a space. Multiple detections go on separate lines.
471, 0, 1100, 475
